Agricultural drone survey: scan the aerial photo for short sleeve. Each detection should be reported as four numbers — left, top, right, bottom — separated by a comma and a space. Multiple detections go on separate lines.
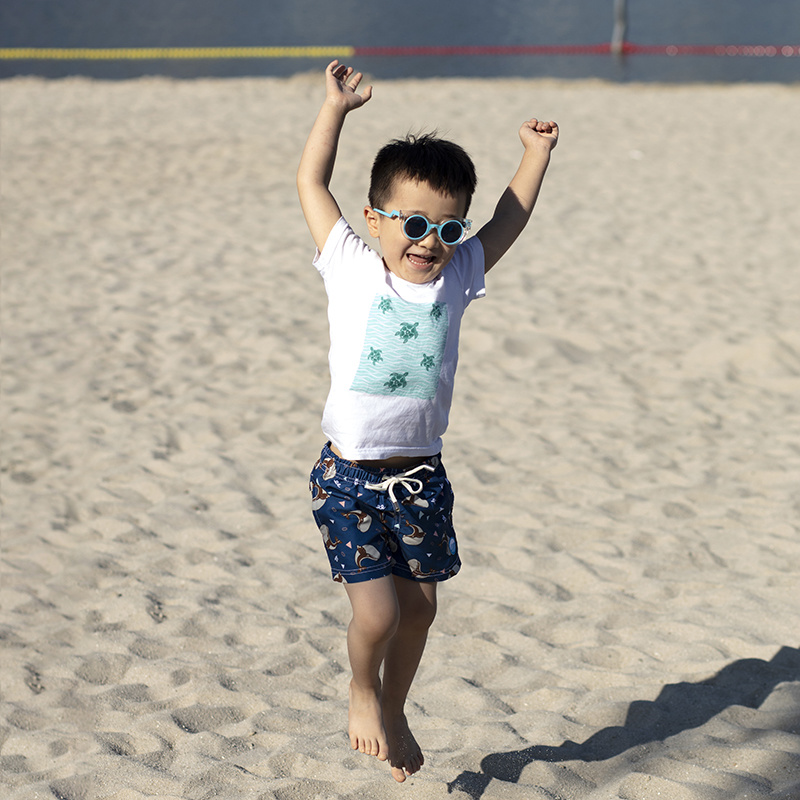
452, 235, 486, 306
313, 217, 375, 279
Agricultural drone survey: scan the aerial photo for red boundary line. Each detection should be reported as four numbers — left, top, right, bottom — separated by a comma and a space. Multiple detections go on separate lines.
355, 44, 610, 56
354, 43, 800, 58
625, 43, 800, 57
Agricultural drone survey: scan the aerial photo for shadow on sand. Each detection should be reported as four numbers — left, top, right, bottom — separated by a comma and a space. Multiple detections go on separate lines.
447, 646, 800, 798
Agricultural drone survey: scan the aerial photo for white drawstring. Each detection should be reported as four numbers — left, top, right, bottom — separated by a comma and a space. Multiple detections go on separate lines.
364, 463, 435, 506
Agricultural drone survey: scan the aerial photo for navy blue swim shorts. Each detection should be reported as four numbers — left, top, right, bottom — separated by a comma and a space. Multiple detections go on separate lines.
310, 443, 461, 584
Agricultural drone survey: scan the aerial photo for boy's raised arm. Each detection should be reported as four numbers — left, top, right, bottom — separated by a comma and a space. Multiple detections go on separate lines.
476, 118, 558, 273
297, 61, 373, 252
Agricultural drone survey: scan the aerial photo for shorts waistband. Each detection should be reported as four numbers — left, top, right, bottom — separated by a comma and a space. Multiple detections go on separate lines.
321, 442, 441, 484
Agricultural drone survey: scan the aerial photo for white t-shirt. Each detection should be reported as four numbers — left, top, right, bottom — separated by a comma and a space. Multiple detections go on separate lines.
313, 217, 486, 460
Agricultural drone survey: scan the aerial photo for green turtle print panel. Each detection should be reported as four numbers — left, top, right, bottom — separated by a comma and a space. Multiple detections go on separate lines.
350, 295, 449, 400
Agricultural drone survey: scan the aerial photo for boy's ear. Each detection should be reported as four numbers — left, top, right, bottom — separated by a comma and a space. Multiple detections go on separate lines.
364, 206, 381, 239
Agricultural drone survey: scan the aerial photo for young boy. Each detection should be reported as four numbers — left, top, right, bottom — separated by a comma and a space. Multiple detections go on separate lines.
298, 61, 558, 783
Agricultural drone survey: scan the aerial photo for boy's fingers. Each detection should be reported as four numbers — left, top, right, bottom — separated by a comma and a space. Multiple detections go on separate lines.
347, 71, 373, 102
325, 61, 372, 103
524, 118, 558, 134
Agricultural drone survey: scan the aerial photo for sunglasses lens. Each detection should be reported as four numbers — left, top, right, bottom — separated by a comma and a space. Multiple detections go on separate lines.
440, 220, 464, 244
402, 215, 463, 244
403, 215, 429, 240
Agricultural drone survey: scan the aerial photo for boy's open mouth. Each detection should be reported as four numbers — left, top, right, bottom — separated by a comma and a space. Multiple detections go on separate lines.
406, 253, 435, 268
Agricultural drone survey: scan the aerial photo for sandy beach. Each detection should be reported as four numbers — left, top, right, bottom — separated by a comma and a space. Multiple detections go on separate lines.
2, 72, 799, 799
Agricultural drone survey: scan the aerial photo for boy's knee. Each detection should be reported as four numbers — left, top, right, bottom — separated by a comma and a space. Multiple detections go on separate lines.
351, 603, 401, 644
401, 592, 437, 631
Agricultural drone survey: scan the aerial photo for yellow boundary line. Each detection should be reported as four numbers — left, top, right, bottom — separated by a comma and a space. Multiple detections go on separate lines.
0, 46, 355, 60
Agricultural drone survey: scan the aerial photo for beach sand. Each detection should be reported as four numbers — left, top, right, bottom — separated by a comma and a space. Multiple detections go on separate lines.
2, 73, 799, 799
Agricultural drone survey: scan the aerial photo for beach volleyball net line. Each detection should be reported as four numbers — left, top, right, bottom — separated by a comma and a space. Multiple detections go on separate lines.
1, 44, 799, 61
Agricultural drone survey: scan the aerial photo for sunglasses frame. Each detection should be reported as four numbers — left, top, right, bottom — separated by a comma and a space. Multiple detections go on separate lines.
372, 208, 471, 246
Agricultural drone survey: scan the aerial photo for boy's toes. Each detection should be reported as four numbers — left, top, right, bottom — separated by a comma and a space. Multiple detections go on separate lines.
352, 735, 388, 760
391, 752, 421, 781
360, 738, 375, 755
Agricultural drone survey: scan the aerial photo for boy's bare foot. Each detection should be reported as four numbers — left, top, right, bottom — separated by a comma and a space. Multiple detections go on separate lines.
385, 712, 424, 783
348, 681, 389, 761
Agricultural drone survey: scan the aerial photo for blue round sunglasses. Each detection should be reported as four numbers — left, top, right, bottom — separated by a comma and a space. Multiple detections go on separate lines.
372, 209, 472, 246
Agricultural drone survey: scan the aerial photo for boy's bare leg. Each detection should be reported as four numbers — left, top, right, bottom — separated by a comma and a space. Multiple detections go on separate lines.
381, 576, 438, 782
343, 576, 400, 762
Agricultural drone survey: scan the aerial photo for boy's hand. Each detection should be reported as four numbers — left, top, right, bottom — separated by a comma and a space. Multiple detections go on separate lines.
325, 60, 373, 113
519, 118, 559, 152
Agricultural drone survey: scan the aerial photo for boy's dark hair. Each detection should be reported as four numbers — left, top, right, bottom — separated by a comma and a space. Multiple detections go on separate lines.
368, 132, 477, 216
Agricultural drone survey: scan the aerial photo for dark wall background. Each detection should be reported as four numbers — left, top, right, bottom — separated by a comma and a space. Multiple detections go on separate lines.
2, 0, 798, 82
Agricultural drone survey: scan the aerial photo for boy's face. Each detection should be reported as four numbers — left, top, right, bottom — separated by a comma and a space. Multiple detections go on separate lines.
364, 178, 469, 285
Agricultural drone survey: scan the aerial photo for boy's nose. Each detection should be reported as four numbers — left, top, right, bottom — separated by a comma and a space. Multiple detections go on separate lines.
417, 230, 440, 248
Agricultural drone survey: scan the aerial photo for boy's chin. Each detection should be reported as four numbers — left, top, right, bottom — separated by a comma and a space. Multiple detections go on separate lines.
385, 255, 447, 284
